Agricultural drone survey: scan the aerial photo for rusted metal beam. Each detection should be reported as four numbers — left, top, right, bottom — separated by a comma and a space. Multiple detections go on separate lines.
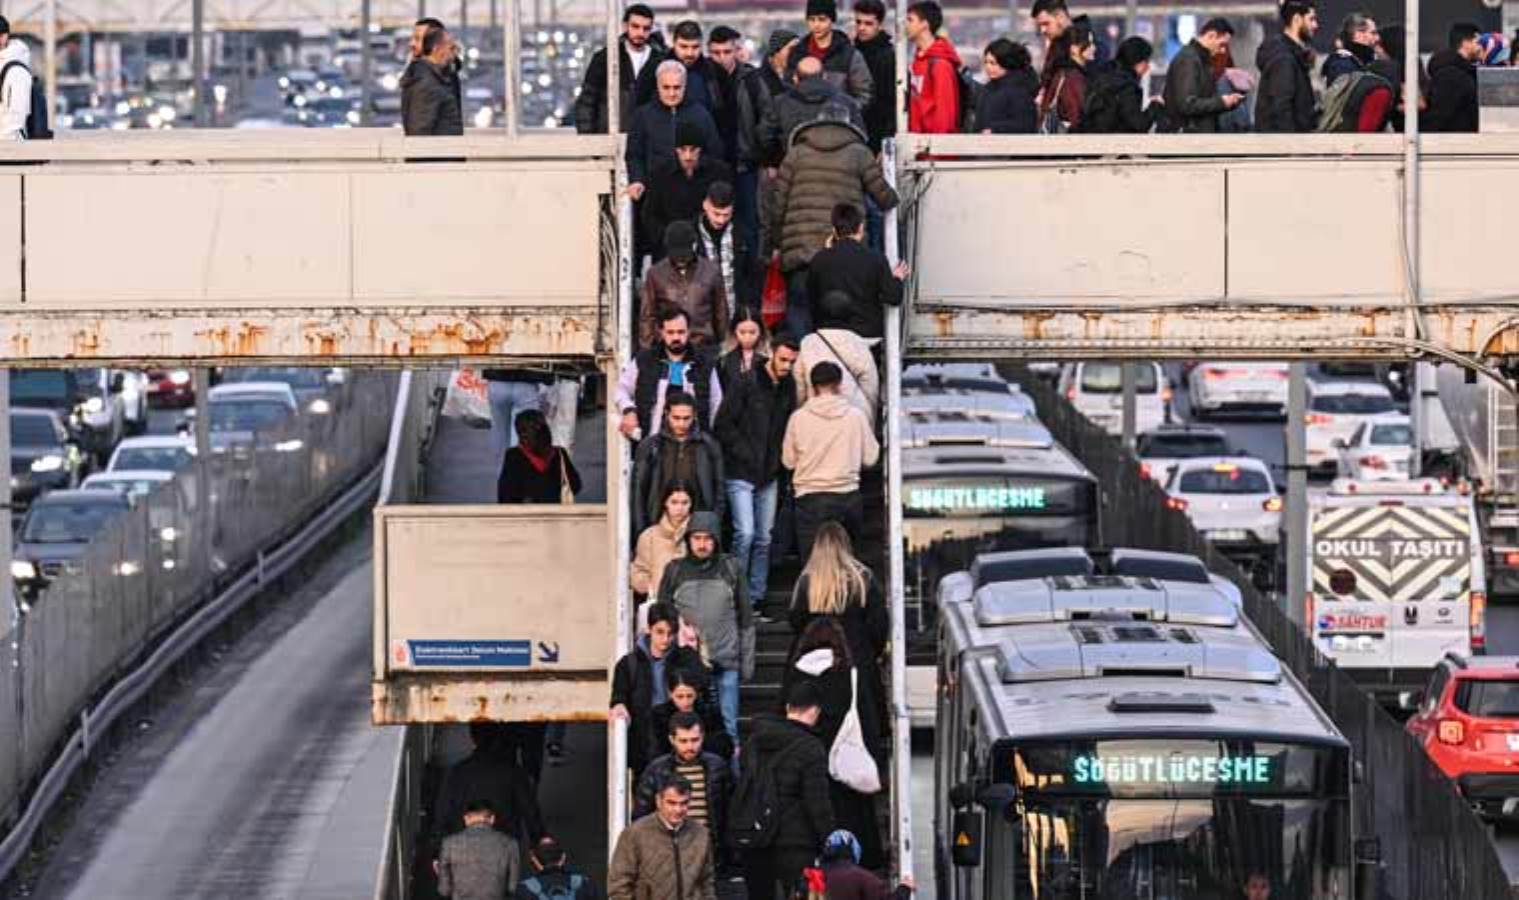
907, 305, 1519, 361
372, 675, 610, 725
0, 307, 605, 365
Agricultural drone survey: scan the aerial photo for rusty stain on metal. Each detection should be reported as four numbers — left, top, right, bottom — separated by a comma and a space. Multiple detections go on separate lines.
10, 332, 28, 357
72, 328, 101, 354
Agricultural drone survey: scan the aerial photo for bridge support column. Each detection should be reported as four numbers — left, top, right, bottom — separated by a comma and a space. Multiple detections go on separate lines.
1286, 363, 1308, 629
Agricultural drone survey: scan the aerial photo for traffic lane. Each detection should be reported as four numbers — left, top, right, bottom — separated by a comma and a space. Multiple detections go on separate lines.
1467, 603, 1519, 884
29, 535, 390, 900
1168, 363, 1286, 475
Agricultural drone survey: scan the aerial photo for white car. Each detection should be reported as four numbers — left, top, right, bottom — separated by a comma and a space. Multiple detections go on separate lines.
1187, 362, 1289, 419
1057, 362, 1170, 436
107, 435, 195, 474
1305, 380, 1400, 476
1136, 424, 1232, 485
1335, 415, 1414, 481
205, 382, 302, 453
81, 469, 175, 501
1164, 457, 1281, 578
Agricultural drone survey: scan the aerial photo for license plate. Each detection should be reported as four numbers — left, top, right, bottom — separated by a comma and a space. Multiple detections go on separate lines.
1507, 735, 1519, 752
1209, 529, 1249, 542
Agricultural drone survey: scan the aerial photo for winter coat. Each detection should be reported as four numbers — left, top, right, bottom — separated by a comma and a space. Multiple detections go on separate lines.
0, 41, 32, 140
650, 699, 735, 761
633, 751, 732, 837
1163, 39, 1227, 133
575, 38, 665, 134
632, 430, 725, 534
1424, 49, 1479, 133
497, 446, 580, 503
1038, 55, 1088, 132
854, 31, 897, 151
612, 640, 709, 775
641, 156, 736, 262
606, 812, 716, 900
616, 345, 723, 440
745, 713, 836, 852
805, 238, 903, 340
626, 98, 725, 187
796, 329, 879, 423
713, 361, 797, 487
781, 648, 853, 748
782, 393, 880, 497
975, 69, 1038, 134
1078, 65, 1162, 134
631, 514, 688, 596
737, 64, 790, 169
909, 36, 962, 134
761, 77, 866, 166
716, 348, 764, 394
769, 121, 898, 273
634, 56, 728, 124
1321, 46, 1368, 86
639, 257, 730, 351
788, 575, 889, 749
657, 514, 754, 676
437, 824, 520, 900
402, 58, 464, 136
1254, 34, 1317, 133
788, 30, 874, 110
817, 861, 912, 900
695, 212, 760, 309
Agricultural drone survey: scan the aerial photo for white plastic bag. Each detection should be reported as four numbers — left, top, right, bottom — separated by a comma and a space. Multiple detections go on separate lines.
441, 368, 491, 429
829, 668, 882, 794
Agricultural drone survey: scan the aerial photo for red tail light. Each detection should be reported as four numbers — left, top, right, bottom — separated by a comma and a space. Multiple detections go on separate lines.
1471, 591, 1487, 651
1438, 719, 1466, 745
1361, 455, 1387, 470
1305, 414, 1333, 426
1066, 386, 1077, 401
1504, 552, 1519, 568
1263, 497, 1284, 513
1202, 368, 1226, 380
1139, 462, 1153, 480
1165, 496, 1188, 512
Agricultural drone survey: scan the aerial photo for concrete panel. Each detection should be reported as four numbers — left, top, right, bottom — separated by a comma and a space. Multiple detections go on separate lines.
380, 505, 611, 674
352, 167, 605, 306
913, 164, 1225, 304
0, 176, 20, 303
1420, 160, 1519, 303
1226, 163, 1404, 303
24, 171, 351, 305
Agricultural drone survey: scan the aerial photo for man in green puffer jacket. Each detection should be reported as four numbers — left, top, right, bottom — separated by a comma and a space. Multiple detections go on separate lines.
656, 511, 754, 746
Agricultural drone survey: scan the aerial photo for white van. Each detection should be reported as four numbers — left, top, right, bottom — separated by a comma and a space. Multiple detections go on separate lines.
1057, 362, 1170, 436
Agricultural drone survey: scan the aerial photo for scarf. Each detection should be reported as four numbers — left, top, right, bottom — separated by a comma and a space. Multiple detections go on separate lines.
518, 442, 554, 474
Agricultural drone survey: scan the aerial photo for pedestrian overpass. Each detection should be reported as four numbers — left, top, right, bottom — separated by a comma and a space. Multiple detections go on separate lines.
4, 127, 1519, 890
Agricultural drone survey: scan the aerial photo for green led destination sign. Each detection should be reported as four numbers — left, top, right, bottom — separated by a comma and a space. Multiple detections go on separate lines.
1072, 754, 1274, 786
907, 486, 1048, 512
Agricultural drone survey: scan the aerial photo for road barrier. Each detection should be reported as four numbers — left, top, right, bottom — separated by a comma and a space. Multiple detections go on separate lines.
1011, 365, 1512, 899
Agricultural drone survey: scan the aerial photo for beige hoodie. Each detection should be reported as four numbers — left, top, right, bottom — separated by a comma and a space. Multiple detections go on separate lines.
796, 329, 880, 423
782, 393, 880, 497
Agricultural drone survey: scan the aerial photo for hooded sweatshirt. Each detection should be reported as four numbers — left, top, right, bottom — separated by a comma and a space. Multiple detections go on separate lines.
1424, 49, 1479, 133
1254, 33, 1316, 133
0, 41, 33, 140
782, 393, 880, 497
909, 35, 962, 134
656, 511, 754, 675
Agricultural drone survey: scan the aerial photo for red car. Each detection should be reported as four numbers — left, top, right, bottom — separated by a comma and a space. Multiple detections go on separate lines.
1407, 653, 1519, 820
145, 369, 194, 407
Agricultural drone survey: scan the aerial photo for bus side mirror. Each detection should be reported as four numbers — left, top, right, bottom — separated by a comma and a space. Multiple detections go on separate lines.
950, 809, 982, 868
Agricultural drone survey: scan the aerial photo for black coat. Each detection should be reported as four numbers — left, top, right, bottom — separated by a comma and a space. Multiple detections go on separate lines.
650, 699, 735, 761
626, 99, 725, 187
1163, 40, 1227, 133
736, 64, 790, 169
641, 156, 735, 260
575, 39, 665, 134
760, 78, 865, 166
401, 59, 464, 136
435, 750, 544, 845
805, 239, 903, 340
1077, 66, 1162, 134
610, 643, 707, 774
716, 349, 764, 394
1424, 50, 1478, 133
633, 751, 732, 836
787, 576, 889, 750
744, 713, 836, 852
497, 446, 580, 504
632, 430, 725, 534
713, 362, 796, 488
1254, 34, 1316, 133
854, 31, 897, 152
974, 69, 1038, 134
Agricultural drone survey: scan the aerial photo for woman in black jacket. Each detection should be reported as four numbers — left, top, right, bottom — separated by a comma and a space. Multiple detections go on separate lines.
975, 39, 1038, 134
497, 408, 581, 503
649, 664, 735, 762
716, 305, 770, 393
1078, 36, 1164, 134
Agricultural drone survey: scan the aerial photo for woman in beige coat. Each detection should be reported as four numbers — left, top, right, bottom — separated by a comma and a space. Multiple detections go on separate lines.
631, 482, 693, 631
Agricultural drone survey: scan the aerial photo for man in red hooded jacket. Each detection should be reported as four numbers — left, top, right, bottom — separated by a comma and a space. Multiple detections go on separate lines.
905, 0, 961, 133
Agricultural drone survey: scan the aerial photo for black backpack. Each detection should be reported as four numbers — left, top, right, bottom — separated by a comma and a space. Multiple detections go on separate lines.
518, 872, 587, 900
726, 738, 805, 851
0, 61, 52, 139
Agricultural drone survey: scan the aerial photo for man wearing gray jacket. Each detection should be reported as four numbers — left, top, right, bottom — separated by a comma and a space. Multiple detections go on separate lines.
436, 799, 520, 900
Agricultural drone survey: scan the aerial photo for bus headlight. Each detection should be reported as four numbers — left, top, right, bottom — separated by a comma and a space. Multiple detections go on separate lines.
11, 560, 36, 580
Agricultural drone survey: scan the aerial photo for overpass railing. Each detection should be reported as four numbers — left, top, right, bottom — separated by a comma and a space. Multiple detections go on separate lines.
897, 134, 1519, 361
0, 371, 397, 880
1009, 364, 1512, 899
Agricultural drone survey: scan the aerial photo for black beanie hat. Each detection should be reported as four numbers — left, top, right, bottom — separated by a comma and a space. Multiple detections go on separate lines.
674, 120, 704, 149
806, 0, 837, 22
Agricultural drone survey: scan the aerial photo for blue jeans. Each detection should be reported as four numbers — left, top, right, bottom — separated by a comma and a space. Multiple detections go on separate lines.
726, 479, 779, 606
784, 267, 812, 338
713, 665, 740, 745
865, 193, 885, 254
487, 380, 542, 460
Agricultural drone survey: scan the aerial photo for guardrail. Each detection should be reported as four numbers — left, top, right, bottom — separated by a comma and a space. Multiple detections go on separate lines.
0, 372, 397, 884
1010, 365, 1512, 899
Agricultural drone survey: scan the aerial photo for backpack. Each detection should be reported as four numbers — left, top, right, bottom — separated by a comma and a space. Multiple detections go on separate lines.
0, 61, 51, 140
1316, 69, 1388, 133
726, 738, 806, 851
518, 872, 587, 900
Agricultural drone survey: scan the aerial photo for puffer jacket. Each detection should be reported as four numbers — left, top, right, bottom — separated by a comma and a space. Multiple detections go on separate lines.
656, 512, 754, 676
769, 120, 898, 273
606, 812, 716, 900
745, 713, 836, 852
